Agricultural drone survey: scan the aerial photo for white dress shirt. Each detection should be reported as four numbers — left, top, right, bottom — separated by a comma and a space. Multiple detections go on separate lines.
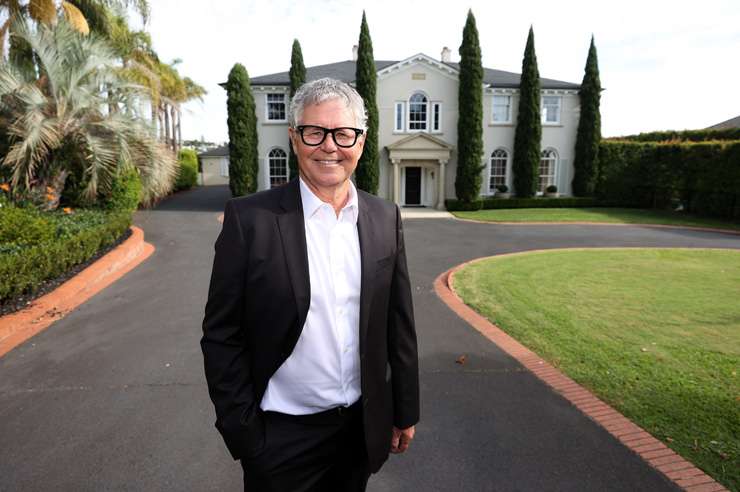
260, 177, 362, 415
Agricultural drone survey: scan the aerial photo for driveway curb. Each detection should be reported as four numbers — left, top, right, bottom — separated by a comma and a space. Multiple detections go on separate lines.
450, 217, 740, 236
0, 226, 155, 358
434, 251, 729, 492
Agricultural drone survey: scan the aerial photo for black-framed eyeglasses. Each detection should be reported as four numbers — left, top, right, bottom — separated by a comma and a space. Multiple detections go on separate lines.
295, 125, 364, 148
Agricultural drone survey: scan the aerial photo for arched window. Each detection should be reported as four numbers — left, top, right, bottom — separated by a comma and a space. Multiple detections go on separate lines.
489, 149, 508, 192
539, 149, 557, 192
268, 148, 288, 188
408, 92, 428, 131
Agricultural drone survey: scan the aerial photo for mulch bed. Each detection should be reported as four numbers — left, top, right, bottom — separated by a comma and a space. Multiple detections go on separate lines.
0, 228, 133, 317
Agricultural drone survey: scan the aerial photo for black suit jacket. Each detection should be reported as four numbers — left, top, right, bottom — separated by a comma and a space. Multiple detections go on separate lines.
201, 178, 419, 473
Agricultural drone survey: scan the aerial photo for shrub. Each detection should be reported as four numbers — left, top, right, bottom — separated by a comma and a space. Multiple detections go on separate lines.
597, 140, 740, 219
480, 197, 604, 209
101, 168, 142, 212
445, 199, 484, 211
546, 185, 558, 193
608, 128, 740, 143
496, 184, 509, 193
0, 204, 54, 245
175, 149, 199, 191
0, 208, 132, 300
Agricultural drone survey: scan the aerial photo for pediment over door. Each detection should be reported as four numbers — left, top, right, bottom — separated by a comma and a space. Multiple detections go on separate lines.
386, 133, 453, 163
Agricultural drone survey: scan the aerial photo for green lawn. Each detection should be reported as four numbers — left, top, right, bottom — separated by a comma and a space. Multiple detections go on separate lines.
453, 248, 740, 491
453, 207, 740, 232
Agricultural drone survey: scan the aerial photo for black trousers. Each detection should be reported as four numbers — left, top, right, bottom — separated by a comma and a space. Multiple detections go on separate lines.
240, 400, 370, 492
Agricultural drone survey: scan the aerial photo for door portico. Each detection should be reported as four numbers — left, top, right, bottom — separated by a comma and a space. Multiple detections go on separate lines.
386, 133, 453, 210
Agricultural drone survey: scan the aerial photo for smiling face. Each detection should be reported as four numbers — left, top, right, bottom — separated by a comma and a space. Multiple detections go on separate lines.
289, 98, 365, 196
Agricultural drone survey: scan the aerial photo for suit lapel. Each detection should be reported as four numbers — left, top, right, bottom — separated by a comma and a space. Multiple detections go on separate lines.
277, 179, 311, 334
356, 193, 376, 356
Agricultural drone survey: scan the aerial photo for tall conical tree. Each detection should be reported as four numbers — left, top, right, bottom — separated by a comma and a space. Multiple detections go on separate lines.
288, 39, 306, 178
512, 26, 542, 198
455, 9, 485, 202
572, 35, 602, 196
226, 63, 259, 196
355, 11, 379, 194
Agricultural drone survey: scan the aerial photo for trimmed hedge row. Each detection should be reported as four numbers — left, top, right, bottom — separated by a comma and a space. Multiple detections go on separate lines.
607, 128, 740, 143
0, 168, 140, 301
446, 196, 604, 211
596, 141, 740, 219
175, 149, 198, 191
0, 208, 132, 300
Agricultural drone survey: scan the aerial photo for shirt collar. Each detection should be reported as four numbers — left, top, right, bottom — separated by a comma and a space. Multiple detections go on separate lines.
299, 177, 359, 224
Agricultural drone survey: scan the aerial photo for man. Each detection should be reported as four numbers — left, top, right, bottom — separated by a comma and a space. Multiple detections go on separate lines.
201, 78, 419, 491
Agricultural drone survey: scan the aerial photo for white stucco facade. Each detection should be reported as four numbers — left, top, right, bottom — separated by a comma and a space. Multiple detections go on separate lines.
244, 53, 581, 207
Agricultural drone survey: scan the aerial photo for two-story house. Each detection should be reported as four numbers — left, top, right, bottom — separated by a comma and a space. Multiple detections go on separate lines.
202, 48, 581, 208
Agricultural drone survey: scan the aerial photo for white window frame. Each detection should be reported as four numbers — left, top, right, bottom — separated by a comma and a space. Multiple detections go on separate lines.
394, 102, 406, 132
541, 95, 562, 125
492, 95, 512, 124
268, 147, 288, 188
489, 148, 508, 193
538, 148, 558, 193
431, 102, 442, 132
407, 91, 429, 132
265, 93, 287, 122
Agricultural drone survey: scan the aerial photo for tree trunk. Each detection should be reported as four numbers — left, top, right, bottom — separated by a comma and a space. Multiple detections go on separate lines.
158, 103, 165, 141
36, 169, 69, 211
170, 105, 178, 152
176, 107, 182, 153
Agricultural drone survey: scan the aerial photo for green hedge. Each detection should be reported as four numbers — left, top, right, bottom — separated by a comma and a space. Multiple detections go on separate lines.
0, 206, 132, 301
597, 141, 740, 219
175, 149, 198, 191
446, 196, 604, 211
607, 128, 740, 143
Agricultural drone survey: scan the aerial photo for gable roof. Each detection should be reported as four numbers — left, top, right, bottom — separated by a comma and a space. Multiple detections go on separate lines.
706, 115, 740, 130
199, 144, 228, 157
248, 57, 580, 90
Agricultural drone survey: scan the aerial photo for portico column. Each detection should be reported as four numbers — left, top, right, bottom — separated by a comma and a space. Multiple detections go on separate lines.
436, 159, 447, 210
392, 159, 401, 206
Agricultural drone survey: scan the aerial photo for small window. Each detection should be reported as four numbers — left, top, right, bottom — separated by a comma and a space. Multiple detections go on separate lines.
539, 149, 557, 192
492, 95, 511, 123
266, 93, 286, 121
408, 92, 428, 131
394, 102, 405, 132
542, 96, 561, 124
268, 148, 288, 188
489, 149, 508, 192
431, 102, 441, 132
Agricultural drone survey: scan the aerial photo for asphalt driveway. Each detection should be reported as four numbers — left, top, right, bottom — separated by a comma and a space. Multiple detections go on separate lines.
1, 185, 738, 491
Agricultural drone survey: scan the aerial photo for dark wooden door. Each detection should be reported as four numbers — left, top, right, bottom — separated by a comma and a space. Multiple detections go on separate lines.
405, 167, 421, 205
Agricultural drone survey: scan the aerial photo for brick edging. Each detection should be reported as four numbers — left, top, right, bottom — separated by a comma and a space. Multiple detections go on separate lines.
0, 226, 155, 358
450, 217, 740, 236
433, 254, 728, 492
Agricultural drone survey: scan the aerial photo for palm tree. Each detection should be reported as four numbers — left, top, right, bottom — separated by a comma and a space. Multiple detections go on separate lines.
0, 19, 176, 209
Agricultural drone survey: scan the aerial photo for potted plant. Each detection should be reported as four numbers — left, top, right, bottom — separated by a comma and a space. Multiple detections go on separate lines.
545, 185, 559, 198
496, 184, 511, 199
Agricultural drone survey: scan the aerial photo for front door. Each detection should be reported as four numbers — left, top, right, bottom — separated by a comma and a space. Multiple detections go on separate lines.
405, 167, 421, 205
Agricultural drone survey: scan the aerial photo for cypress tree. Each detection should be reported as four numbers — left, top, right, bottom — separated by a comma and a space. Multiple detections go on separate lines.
512, 26, 542, 198
354, 11, 379, 194
288, 39, 306, 179
226, 63, 259, 196
455, 9, 485, 202
572, 35, 602, 196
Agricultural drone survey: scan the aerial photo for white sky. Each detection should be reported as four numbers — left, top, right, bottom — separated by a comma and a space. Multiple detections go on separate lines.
140, 0, 740, 143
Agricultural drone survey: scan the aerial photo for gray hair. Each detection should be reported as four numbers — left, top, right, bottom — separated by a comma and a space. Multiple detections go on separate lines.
288, 78, 367, 131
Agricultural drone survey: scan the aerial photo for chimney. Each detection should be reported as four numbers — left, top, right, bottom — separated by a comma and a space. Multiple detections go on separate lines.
441, 46, 451, 63
352, 45, 358, 61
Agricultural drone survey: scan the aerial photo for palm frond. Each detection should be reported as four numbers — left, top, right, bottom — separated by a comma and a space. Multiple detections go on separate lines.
28, 0, 56, 26
61, 1, 90, 35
